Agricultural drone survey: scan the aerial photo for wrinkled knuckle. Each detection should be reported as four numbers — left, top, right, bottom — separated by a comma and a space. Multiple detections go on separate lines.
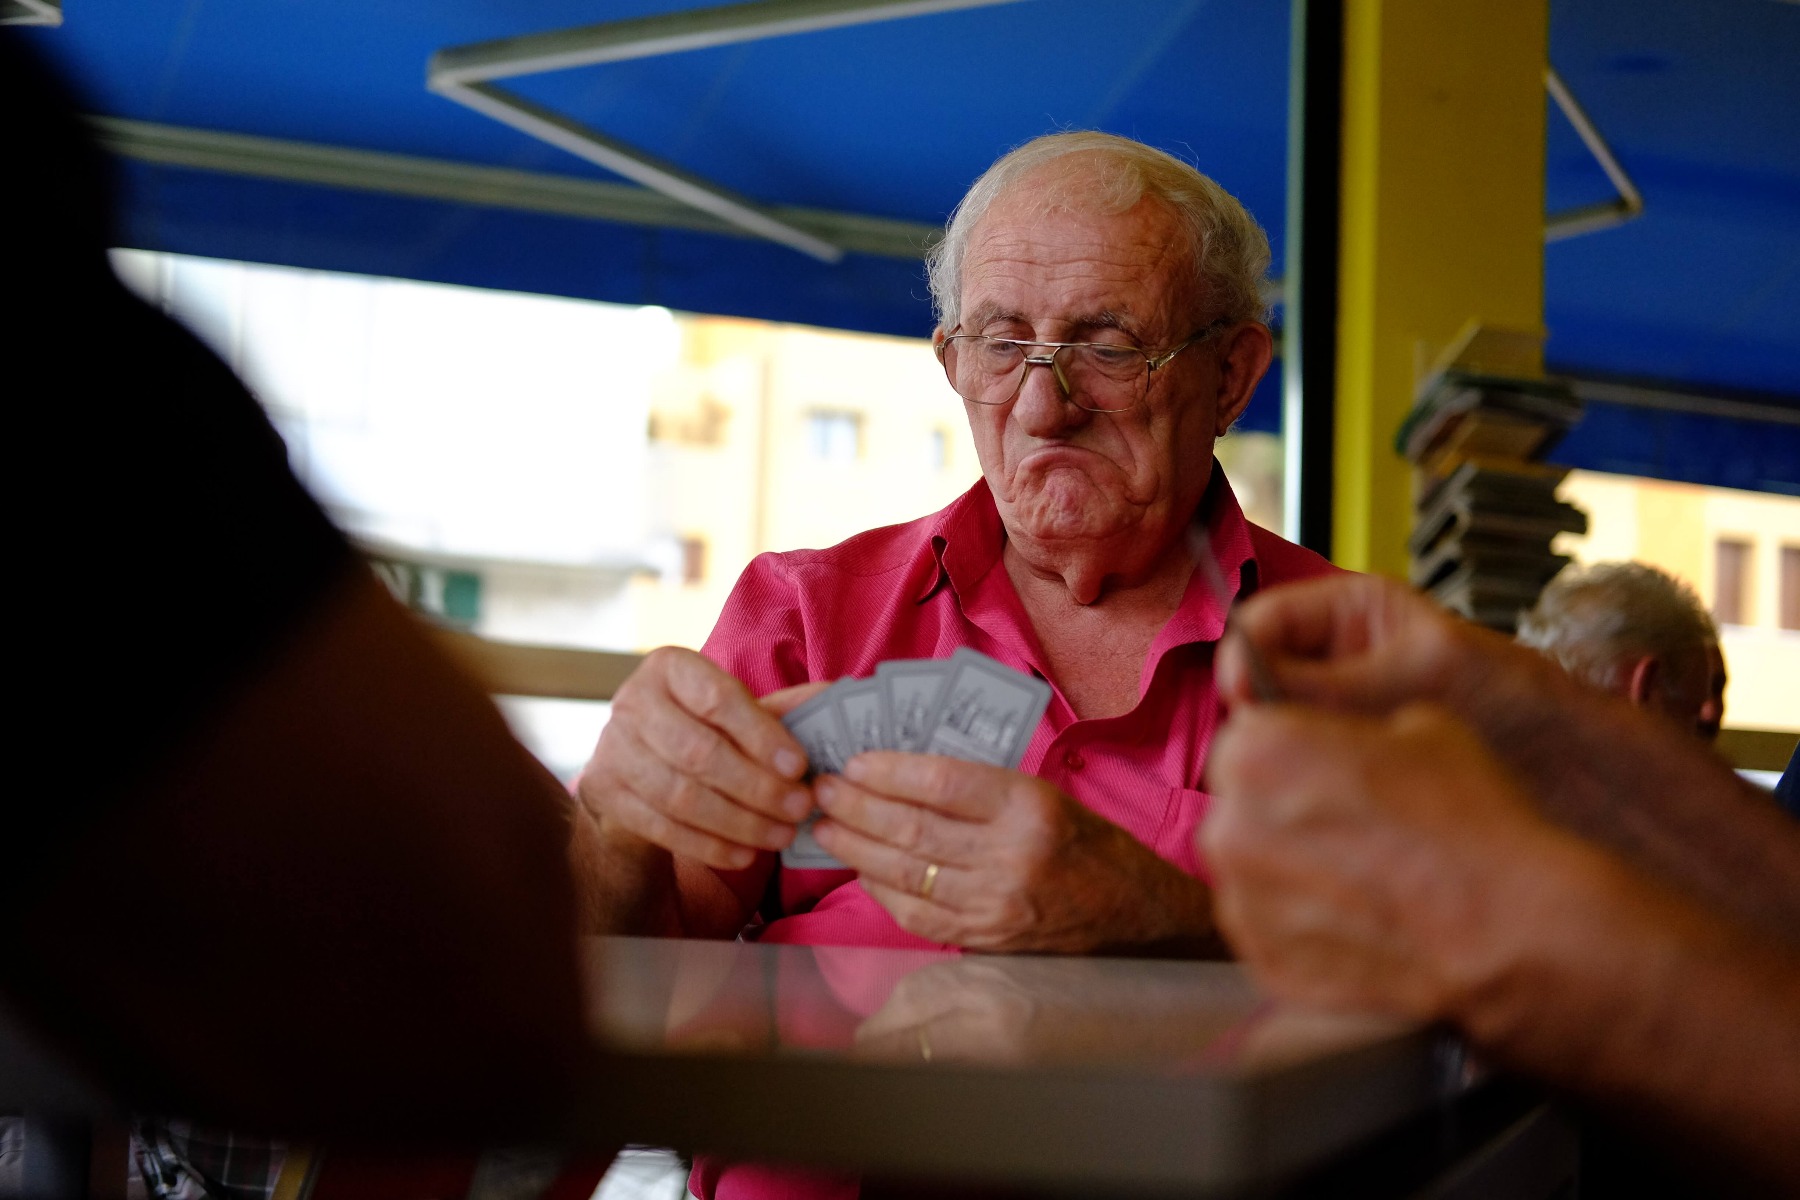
609, 682, 646, 720
923, 758, 957, 796
661, 775, 706, 821
751, 774, 790, 813
642, 809, 679, 849
899, 809, 928, 854
670, 729, 718, 774
688, 677, 731, 721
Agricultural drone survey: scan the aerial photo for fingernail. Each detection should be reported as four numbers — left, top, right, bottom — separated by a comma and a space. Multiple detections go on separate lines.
815, 777, 839, 808
843, 755, 868, 782
726, 847, 755, 870
765, 824, 795, 850
774, 748, 806, 779
784, 790, 813, 820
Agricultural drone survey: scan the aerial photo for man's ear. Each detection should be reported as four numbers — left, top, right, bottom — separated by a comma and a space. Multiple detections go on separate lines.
1625, 654, 1661, 706
1214, 322, 1273, 435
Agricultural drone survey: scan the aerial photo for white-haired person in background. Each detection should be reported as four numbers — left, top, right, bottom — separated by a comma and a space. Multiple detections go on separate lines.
1517, 561, 1726, 742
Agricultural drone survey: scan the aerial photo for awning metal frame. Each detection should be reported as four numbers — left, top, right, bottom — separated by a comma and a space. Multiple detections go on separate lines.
95, 5, 1646, 279
0, 0, 61, 27
91, 117, 943, 260
1544, 65, 1644, 242
426, 0, 1032, 263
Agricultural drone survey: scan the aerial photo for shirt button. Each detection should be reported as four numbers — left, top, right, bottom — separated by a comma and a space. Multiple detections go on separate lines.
1062, 749, 1085, 771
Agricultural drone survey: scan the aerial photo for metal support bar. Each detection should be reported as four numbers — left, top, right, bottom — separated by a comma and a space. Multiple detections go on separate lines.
1282, 0, 1343, 558
430, 0, 1030, 84
92, 117, 940, 260
0, 0, 61, 26
1558, 371, 1800, 427
427, 0, 1028, 261
1545, 66, 1644, 242
431, 80, 846, 262
431, 629, 643, 702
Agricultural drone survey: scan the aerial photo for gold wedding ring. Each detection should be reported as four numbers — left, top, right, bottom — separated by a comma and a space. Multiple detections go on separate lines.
918, 861, 941, 900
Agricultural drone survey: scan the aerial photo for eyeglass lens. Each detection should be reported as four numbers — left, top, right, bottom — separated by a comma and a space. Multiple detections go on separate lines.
942, 338, 1148, 411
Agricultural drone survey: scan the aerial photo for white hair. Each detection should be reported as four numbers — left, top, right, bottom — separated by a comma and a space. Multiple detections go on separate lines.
924, 131, 1272, 333
1516, 561, 1718, 692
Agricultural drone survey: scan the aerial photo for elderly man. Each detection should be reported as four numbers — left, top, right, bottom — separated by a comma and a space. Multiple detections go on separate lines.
1516, 561, 1726, 741
573, 131, 1333, 964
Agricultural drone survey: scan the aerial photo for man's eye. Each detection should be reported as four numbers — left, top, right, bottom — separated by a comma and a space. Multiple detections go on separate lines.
971, 340, 1023, 368
1083, 344, 1141, 366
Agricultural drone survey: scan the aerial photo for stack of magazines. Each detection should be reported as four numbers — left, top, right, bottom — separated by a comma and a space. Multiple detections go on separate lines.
1399, 369, 1587, 632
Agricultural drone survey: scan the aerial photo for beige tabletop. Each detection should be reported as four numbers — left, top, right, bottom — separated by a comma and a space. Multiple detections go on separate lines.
563, 937, 1462, 1196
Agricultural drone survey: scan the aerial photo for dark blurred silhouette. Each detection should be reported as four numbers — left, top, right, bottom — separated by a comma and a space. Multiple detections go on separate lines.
3, 30, 592, 1139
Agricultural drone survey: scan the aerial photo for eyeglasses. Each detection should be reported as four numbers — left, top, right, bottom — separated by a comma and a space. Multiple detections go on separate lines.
935, 319, 1231, 413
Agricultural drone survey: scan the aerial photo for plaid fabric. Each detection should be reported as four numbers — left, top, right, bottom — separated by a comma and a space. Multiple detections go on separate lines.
131, 1120, 284, 1200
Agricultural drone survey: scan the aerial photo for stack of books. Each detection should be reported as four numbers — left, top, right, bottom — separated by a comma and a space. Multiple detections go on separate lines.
1399, 365, 1587, 633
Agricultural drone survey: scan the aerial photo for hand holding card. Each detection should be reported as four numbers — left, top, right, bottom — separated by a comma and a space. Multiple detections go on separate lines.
779, 650, 1051, 870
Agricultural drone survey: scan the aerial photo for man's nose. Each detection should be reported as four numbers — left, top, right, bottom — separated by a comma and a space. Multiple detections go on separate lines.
1011, 356, 1092, 436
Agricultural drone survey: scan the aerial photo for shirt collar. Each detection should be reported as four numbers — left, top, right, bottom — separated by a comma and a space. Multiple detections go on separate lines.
912, 466, 1261, 650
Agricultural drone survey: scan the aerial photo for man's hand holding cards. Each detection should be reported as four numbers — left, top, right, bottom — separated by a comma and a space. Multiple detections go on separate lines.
780, 649, 1052, 870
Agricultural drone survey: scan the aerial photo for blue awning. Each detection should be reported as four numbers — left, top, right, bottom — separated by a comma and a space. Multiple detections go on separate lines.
18, 0, 1799, 491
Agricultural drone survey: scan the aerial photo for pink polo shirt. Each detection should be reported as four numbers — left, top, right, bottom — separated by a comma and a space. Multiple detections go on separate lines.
698, 468, 1335, 946
690, 468, 1335, 1199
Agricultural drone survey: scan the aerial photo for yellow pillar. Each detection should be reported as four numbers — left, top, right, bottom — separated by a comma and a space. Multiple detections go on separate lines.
1334, 0, 1548, 576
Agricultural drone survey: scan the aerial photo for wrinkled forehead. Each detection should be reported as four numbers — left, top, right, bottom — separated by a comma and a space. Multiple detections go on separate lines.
960, 177, 1200, 332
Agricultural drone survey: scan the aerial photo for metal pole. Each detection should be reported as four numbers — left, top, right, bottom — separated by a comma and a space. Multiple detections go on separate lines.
1282, 0, 1343, 558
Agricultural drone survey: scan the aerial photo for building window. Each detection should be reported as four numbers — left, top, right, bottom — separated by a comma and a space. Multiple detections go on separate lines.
806, 410, 862, 463
1713, 537, 1752, 626
680, 536, 707, 586
1781, 545, 1800, 631
926, 427, 950, 471
649, 395, 729, 446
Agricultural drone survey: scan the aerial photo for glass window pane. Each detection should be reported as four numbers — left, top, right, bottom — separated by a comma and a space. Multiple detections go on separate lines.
1781, 545, 1800, 632
1714, 537, 1751, 626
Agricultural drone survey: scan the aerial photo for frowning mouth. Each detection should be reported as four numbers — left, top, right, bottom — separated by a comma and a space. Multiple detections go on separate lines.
1017, 444, 1104, 472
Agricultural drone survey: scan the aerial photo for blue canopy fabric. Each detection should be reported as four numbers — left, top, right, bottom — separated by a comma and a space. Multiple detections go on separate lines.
19, 0, 1799, 490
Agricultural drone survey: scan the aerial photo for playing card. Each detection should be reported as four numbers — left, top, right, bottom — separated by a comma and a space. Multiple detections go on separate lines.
782, 813, 848, 870
919, 648, 1051, 768
779, 685, 851, 870
834, 677, 889, 757
782, 686, 851, 777
877, 659, 951, 752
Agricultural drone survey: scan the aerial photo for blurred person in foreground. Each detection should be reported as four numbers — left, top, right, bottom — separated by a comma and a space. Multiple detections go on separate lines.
1201, 573, 1800, 1193
3, 31, 592, 1144
1517, 560, 1727, 741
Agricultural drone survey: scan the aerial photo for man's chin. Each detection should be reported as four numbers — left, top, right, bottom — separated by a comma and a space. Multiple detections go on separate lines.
1006, 491, 1133, 545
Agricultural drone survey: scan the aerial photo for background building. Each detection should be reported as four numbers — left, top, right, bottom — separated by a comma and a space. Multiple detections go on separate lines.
117, 249, 1799, 777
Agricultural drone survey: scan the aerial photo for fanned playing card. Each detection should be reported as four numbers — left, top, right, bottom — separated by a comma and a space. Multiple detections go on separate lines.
779, 688, 852, 869
918, 648, 1051, 769
776, 652, 1050, 870
876, 659, 951, 752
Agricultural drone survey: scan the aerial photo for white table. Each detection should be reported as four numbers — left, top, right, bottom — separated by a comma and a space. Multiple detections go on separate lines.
561, 937, 1521, 1196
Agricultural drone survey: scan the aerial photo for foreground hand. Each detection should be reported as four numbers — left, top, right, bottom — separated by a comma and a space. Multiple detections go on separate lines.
812, 752, 1214, 954
1204, 700, 1800, 1191
1218, 576, 1800, 949
1217, 574, 1543, 728
576, 647, 822, 870
1202, 701, 1576, 1018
